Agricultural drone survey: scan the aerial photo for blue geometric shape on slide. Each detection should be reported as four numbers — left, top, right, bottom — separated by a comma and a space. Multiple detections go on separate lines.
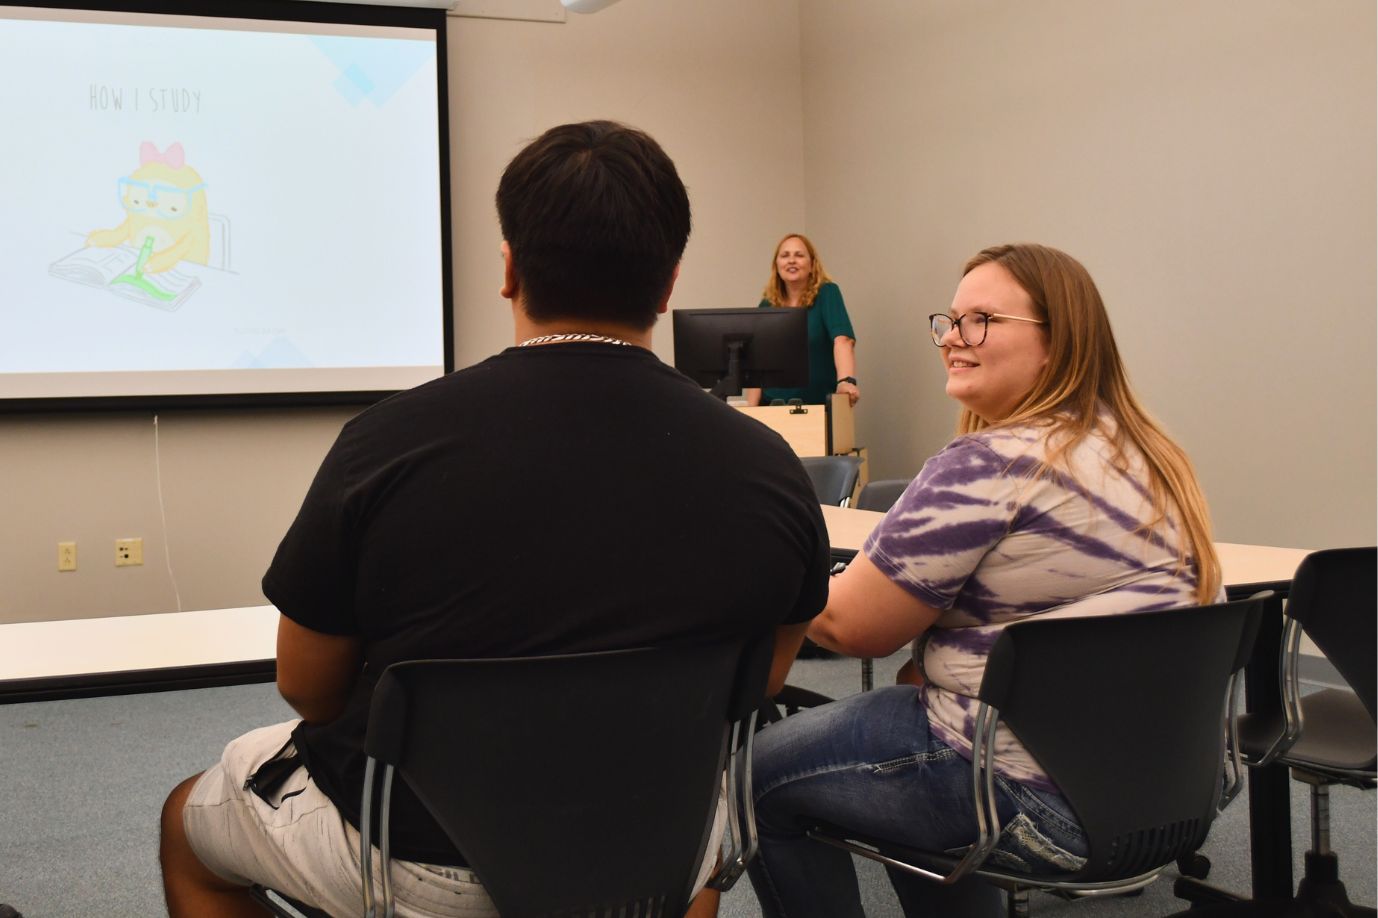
334, 63, 375, 106
231, 336, 314, 369
310, 36, 432, 108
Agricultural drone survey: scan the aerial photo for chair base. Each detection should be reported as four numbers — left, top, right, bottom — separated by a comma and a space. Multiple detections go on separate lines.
1162, 899, 1290, 917
0, 904, 24, 918
1174, 875, 1251, 909
1178, 851, 1214, 880
1171, 853, 1376, 918
1002, 878, 1148, 917
1292, 851, 1376, 918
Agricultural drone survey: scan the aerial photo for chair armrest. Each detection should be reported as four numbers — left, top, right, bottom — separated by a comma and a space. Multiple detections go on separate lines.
1242, 616, 1305, 768
708, 710, 760, 891
1221, 669, 1246, 809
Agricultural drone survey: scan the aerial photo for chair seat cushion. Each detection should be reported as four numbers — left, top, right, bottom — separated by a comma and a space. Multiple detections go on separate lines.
1238, 688, 1377, 776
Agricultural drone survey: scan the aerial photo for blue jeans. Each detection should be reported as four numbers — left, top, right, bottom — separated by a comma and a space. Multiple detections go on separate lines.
747, 686, 1089, 918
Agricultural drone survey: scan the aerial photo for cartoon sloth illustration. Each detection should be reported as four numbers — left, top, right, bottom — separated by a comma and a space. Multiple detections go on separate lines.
86, 141, 210, 274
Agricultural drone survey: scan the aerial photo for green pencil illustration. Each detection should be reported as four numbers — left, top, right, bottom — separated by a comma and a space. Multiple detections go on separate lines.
111, 237, 176, 302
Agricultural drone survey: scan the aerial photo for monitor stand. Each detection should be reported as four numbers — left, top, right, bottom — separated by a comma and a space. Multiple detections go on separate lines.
709, 339, 746, 401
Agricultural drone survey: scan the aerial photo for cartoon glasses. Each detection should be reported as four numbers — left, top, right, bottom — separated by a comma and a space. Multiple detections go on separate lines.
117, 177, 207, 219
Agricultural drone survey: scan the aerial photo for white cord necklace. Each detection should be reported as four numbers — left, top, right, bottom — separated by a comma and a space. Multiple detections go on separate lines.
518, 333, 635, 348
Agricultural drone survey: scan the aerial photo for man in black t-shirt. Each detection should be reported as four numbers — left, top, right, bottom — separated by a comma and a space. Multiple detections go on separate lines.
159, 120, 829, 918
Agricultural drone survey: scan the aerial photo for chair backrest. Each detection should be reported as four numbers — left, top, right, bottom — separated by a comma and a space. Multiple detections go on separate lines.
364, 635, 773, 918
978, 596, 1265, 882
799, 455, 862, 506
855, 478, 909, 512
1285, 547, 1377, 721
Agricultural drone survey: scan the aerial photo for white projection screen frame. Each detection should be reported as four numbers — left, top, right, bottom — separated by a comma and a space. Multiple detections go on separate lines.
1, 0, 453, 411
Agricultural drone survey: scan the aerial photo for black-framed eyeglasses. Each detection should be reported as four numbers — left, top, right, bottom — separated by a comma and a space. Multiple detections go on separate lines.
928, 312, 1046, 347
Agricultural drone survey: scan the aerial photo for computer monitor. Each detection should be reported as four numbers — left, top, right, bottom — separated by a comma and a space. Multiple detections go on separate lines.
671, 307, 808, 400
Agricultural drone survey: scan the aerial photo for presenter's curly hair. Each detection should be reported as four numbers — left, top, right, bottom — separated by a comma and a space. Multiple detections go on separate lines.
761, 233, 833, 308
958, 243, 1221, 604
497, 120, 691, 330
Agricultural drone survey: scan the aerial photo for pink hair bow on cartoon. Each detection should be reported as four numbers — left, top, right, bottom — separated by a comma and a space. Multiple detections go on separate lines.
140, 141, 186, 170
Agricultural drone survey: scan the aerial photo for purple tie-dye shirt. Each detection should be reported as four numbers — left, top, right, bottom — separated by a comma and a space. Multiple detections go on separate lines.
864, 421, 1210, 790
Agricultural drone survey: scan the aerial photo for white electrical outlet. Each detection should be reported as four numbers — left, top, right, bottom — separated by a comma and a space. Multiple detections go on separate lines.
115, 537, 143, 567
58, 541, 77, 572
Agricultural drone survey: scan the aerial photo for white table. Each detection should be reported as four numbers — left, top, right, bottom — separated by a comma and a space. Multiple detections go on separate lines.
0, 506, 1312, 702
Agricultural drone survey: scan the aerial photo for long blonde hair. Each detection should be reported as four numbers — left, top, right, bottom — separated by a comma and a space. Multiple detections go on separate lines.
957, 243, 1220, 604
761, 233, 833, 307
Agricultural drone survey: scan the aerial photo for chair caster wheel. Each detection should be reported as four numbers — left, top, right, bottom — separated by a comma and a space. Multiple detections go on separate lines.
0, 905, 25, 918
1176, 853, 1212, 880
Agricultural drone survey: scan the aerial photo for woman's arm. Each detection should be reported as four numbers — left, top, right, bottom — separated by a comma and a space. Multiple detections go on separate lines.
807, 553, 939, 658
833, 337, 859, 406
744, 387, 763, 407
816, 283, 859, 407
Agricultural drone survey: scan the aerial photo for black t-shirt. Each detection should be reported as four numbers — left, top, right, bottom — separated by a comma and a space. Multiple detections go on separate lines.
263, 342, 829, 864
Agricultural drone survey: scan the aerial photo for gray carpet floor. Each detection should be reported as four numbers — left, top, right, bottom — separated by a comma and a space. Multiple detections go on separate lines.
0, 650, 1372, 917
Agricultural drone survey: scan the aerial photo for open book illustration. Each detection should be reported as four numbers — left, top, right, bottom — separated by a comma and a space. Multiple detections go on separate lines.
49, 239, 201, 312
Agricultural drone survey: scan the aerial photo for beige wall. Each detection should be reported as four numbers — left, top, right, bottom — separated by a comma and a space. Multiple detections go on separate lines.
447, 0, 806, 370
0, 407, 357, 622
0, 0, 805, 624
800, 0, 1376, 549
4, 0, 1372, 626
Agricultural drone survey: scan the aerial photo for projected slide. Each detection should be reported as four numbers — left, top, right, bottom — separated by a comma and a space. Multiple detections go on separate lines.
0, 5, 448, 403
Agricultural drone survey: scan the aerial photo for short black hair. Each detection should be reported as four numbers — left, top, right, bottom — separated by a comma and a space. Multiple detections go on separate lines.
496, 121, 691, 330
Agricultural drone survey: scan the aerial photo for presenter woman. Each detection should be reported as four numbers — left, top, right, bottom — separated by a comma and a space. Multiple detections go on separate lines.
746, 243, 1223, 917
745, 234, 859, 407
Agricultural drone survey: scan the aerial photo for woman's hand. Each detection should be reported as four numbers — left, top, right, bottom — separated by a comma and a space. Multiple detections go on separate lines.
836, 380, 859, 407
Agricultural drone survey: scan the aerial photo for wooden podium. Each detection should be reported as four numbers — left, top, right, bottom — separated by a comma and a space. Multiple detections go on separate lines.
735, 394, 855, 458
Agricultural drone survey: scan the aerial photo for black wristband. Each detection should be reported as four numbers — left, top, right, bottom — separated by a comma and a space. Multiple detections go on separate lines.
836, 376, 857, 386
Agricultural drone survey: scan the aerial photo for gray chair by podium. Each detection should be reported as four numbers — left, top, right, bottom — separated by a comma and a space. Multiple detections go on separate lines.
855, 478, 909, 512
799, 455, 862, 507
252, 636, 772, 918
1175, 547, 1377, 917
802, 595, 1267, 918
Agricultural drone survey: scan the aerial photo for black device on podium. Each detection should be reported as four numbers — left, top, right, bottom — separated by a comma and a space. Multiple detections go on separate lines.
672, 307, 808, 400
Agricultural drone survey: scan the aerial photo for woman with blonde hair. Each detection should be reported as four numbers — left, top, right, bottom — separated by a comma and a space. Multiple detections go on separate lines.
747, 243, 1221, 917
745, 233, 859, 407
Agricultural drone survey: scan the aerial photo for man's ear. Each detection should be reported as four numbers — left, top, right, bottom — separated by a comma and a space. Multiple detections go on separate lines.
500, 240, 519, 301
656, 263, 680, 315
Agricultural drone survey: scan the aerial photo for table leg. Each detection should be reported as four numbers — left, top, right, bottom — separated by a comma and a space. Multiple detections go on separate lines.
1245, 590, 1294, 901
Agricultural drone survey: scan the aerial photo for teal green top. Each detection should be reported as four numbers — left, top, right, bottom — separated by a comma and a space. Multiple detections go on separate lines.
759, 281, 855, 404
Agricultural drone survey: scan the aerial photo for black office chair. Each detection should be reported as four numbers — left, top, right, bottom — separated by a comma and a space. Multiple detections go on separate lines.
1176, 547, 1376, 918
855, 478, 909, 512
254, 636, 772, 918
799, 455, 863, 507
802, 596, 1266, 918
